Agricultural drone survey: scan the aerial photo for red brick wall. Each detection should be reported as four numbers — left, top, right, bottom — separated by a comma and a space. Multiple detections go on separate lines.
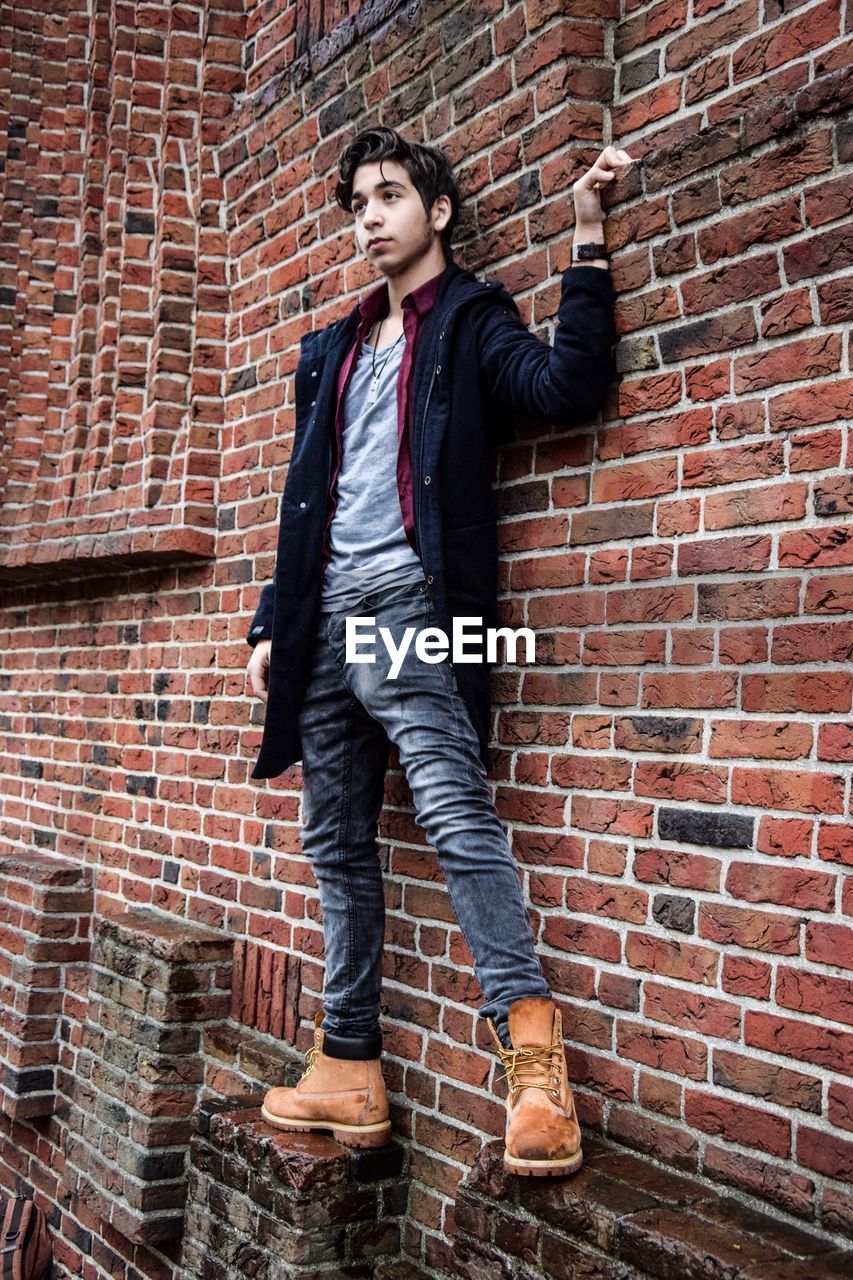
2, 0, 853, 1272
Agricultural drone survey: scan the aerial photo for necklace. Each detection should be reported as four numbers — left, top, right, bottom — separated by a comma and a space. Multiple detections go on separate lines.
367, 316, 405, 401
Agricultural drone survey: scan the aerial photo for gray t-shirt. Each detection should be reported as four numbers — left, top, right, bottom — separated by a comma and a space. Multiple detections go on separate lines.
319, 335, 426, 613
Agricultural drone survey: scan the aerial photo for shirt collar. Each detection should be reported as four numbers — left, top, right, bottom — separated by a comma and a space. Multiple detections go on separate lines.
356, 264, 447, 330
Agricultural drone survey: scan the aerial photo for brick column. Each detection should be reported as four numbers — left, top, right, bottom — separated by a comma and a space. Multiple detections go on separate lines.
62, 908, 233, 1244
182, 1098, 407, 1277
0, 851, 93, 1120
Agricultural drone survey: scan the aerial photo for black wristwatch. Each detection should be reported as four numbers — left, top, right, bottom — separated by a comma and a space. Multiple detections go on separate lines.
572, 241, 610, 262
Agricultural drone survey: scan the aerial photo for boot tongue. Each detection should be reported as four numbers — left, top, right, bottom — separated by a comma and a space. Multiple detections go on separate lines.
507, 998, 555, 1051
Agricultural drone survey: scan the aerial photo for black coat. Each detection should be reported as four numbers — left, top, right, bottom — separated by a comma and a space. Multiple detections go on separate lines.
247, 260, 617, 781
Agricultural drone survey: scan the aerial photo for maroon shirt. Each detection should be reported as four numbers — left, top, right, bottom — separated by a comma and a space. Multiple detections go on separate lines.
320, 269, 442, 573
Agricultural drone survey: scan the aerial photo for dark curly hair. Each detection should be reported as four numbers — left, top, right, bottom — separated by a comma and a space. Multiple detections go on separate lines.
334, 126, 462, 262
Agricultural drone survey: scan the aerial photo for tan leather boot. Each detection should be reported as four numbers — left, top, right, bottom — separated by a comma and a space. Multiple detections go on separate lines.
487, 996, 583, 1176
261, 1011, 392, 1149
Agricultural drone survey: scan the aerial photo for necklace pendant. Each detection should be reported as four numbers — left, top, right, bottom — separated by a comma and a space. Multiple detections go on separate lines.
369, 376, 379, 400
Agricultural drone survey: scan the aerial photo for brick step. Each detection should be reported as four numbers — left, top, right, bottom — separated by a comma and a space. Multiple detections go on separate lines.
185, 1025, 853, 1279
447, 1136, 853, 1280
181, 1097, 408, 1278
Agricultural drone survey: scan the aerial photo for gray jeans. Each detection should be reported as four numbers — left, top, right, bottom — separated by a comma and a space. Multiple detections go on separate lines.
296, 578, 551, 1053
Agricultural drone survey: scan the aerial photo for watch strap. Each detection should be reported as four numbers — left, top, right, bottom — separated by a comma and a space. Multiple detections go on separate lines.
572, 241, 610, 261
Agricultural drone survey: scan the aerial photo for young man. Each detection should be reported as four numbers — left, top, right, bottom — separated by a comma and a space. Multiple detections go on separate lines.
246, 127, 632, 1176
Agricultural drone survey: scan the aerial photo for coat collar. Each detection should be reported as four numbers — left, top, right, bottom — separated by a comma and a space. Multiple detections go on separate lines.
301, 259, 509, 359
356, 266, 444, 330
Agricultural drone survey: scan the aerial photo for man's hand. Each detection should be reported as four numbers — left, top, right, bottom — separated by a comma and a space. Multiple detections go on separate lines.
247, 639, 272, 705
572, 144, 636, 231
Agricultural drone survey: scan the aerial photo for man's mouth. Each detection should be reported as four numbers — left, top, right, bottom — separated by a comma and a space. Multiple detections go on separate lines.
369, 239, 390, 249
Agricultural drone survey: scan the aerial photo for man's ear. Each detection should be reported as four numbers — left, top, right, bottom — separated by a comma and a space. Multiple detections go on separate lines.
432, 193, 452, 235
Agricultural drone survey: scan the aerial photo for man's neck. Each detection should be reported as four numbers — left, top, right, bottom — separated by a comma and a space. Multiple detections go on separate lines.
382, 249, 449, 320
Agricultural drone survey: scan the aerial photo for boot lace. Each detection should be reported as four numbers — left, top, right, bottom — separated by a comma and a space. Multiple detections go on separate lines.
301, 1042, 319, 1079
495, 1042, 563, 1101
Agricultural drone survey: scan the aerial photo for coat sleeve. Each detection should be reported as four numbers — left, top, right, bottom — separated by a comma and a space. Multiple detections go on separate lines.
246, 581, 275, 647
476, 264, 618, 425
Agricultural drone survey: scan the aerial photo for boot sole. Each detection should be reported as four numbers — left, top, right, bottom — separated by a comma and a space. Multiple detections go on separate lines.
260, 1104, 392, 1148
504, 1148, 584, 1177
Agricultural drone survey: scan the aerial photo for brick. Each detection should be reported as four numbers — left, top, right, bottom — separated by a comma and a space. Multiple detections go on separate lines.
779, 524, 853, 568
657, 806, 752, 849
625, 932, 719, 985
776, 966, 853, 1026
814, 727, 850, 762
606, 585, 694, 624
644, 983, 740, 1040
709, 719, 813, 762
564, 876, 648, 923
702, 1145, 815, 1221
699, 903, 800, 954
679, 531, 772, 575
730, 765, 846, 814
773, 620, 853, 665
717, 616, 768, 663
642, 672, 740, 713
790, 427, 846, 472
696, 481, 804, 527
578, 624, 666, 665
828, 1081, 853, 1133
756, 816, 814, 859
569, 795, 654, 841
684, 1089, 791, 1158
805, 920, 853, 969
712, 1049, 821, 1113
745, 1011, 853, 1076
633, 847, 721, 892
735, 333, 842, 395
542, 916, 622, 964
724, 862, 836, 911
652, 893, 695, 933
633, 758, 728, 803
698, 576, 802, 622
587, 840, 629, 877
607, 1108, 699, 1172
591, 456, 678, 504
563, 501, 650, 542
614, 715, 703, 754
616, 1022, 707, 1080
683, 438, 785, 488
803, 571, 853, 615
817, 823, 853, 865
742, 669, 853, 713
797, 1126, 853, 1181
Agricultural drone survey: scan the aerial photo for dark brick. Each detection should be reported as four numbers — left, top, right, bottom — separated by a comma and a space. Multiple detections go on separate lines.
653, 894, 696, 933
125, 212, 156, 235
658, 808, 754, 850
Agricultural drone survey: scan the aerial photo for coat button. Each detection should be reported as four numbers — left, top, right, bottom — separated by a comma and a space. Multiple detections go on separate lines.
311, 370, 317, 377
427, 574, 434, 584
311, 399, 316, 406
424, 475, 431, 484
299, 501, 306, 508
436, 365, 441, 374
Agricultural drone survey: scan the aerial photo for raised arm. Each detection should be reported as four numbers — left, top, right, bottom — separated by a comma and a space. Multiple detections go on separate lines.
477, 144, 634, 425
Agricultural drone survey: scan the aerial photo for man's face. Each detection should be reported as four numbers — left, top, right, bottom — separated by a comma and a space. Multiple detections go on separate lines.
351, 158, 448, 274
